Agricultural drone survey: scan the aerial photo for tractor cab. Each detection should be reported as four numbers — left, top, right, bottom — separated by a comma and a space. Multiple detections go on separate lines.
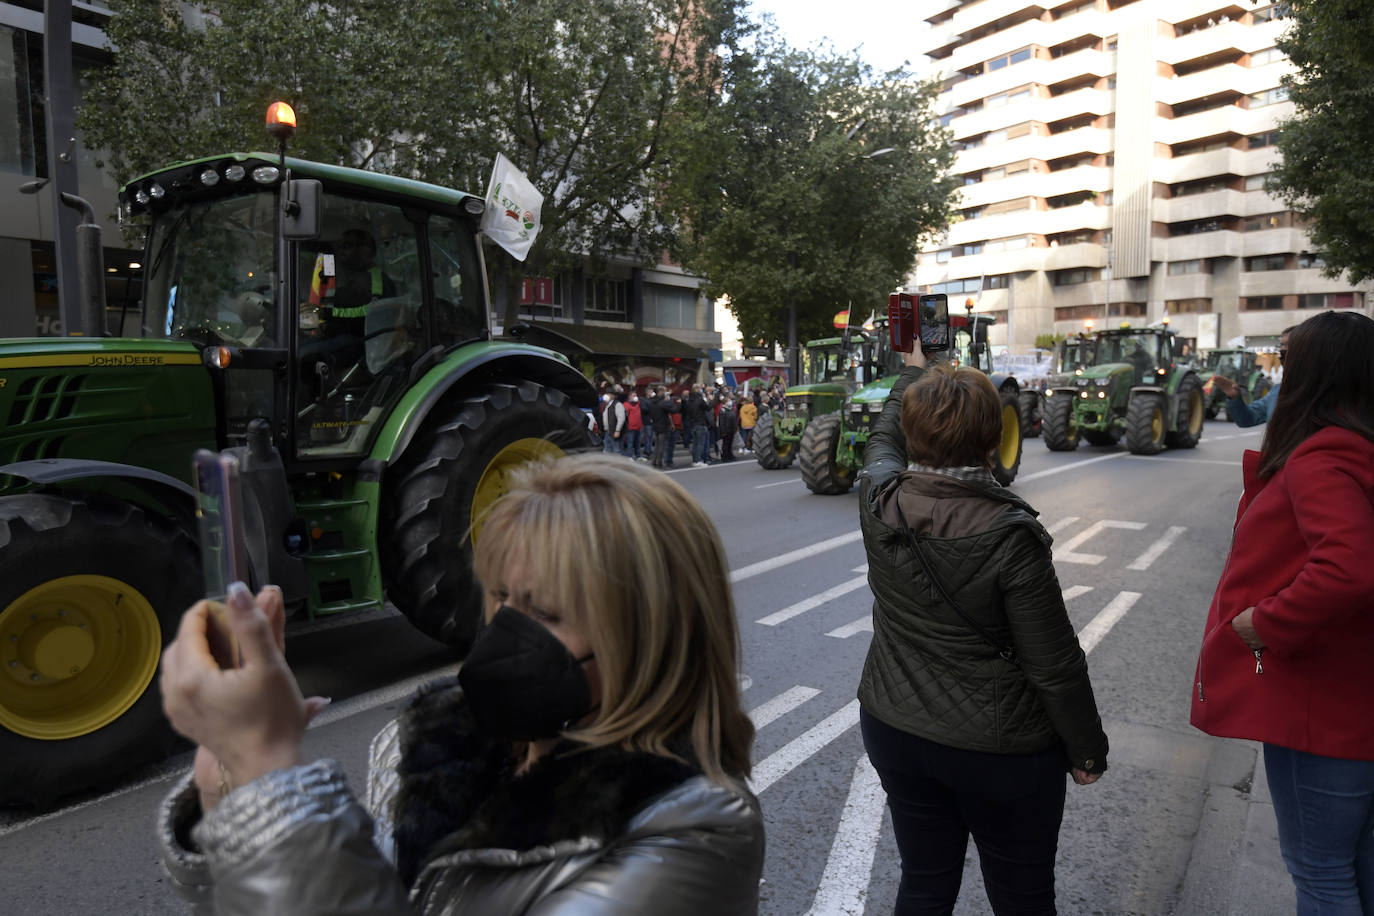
950, 313, 996, 373
801, 335, 868, 386
127, 153, 490, 463
1093, 329, 1174, 386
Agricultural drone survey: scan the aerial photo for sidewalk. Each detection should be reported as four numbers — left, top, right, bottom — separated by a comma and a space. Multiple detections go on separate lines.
1174, 740, 1292, 915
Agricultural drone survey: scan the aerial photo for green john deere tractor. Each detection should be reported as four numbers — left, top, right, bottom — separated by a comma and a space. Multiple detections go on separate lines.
799, 313, 1024, 495
752, 334, 868, 470
1042, 326, 1204, 455
1200, 348, 1271, 419
0, 123, 595, 804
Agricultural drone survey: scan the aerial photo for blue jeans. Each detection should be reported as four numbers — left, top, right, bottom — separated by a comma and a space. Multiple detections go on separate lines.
625, 429, 642, 458
1265, 743, 1374, 915
691, 424, 710, 464
602, 432, 621, 454
641, 425, 654, 457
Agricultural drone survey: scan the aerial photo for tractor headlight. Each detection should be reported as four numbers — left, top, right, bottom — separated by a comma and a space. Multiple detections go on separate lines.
199, 168, 221, 187
1080, 391, 1089, 399
252, 165, 281, 184
148, 182, 165, 200
134, 188, 150, 205
1097, 390, 1106, 399
223, 164, 246, 182
868, 402, 884, 413
1094, 378, 1110, 387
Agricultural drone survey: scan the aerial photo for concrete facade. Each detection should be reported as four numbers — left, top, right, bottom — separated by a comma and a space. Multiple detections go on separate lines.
913, 0, 1372, 352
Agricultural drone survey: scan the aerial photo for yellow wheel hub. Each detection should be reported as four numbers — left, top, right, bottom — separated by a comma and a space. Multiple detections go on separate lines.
0, 575, 161, 741
470, 437, 566, 543
999, 404, 1020, 468
1187, 389, 1204, 435
775, 440, 794, 460
1151, 407, 1164, 442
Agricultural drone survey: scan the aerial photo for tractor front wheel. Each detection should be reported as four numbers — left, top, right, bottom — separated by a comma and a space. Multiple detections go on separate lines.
1042, 393, 1079, 452
993, 389, 1024, 486
380, 381, 593, 651
752, 412, 795, 469
1165, 374, 1206, 449
0, 495, 198, 806
800, 413, 854, 495
1018, 390, 1042, 438
1126, 393, 1167, 455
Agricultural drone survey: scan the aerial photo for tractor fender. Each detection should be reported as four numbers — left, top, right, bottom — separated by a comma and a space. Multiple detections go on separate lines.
0, 458, 197, 529
368, 342, 598, 466
988, 371, 1019, 393
1129, 385, 1168, 397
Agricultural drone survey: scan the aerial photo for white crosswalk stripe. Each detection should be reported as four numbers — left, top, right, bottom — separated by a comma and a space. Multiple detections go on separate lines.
749, 686, 821, 730
1056, 519, 1148, 564
751, 700, 862, 794
1127, 526, 1187, 570
806, 756, 886, 916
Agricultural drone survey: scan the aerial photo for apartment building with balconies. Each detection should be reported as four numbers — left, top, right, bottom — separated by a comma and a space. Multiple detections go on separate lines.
912, 0, 1369, 352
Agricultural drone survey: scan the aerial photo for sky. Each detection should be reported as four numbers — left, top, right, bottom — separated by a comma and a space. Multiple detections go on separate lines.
744, 1, 929, 73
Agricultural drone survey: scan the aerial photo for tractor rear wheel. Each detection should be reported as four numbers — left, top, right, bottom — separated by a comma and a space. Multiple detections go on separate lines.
993, 389, 1023, 486
1165, 374, 1205, 449
380, 381, 592, 651
1126, 393, 1167, 455
1042, 393, 1079, 452
1018, 390, 1042, 438
752, 412, 795, 469
0, 495, 198, 806
800, 413, 854, 495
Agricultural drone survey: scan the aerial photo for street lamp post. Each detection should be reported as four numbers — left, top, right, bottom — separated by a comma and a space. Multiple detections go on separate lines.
784, 144, 896, 383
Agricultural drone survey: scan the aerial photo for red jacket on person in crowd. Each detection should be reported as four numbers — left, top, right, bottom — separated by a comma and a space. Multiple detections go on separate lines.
1191, 427, 1374, 761
626, 398, 643, 431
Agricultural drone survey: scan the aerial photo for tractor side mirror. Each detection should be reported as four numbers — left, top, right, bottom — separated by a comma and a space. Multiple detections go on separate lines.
283, 179, 322, 240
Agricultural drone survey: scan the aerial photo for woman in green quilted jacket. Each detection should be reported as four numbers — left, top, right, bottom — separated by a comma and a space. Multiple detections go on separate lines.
856, 346, 1109, 916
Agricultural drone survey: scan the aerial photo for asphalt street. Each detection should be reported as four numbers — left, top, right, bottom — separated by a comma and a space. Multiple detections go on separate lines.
0, 419, 1295, 915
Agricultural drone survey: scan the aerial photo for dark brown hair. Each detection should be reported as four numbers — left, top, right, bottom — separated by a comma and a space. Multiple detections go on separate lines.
1258, 311, 1374, 478
901, 364, 1002, 468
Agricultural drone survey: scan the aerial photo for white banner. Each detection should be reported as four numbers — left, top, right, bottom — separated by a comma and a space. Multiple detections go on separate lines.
480, 153, 544, 262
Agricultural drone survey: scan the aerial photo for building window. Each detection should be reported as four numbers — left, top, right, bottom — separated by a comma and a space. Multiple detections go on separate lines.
1165, 298, 1212, 313
1055, 304, 1105, 321
955, 243, 984, 257
987, 47, 1034, 72
1108, 302, 1147, 317
1245, 173, 1272, 191
1169, 218, 1226, 235
1051, 268, 1102, 286
1248, 86, 1290, 108
643, 285, 702, 330
1250, 47, 1284, 66
1245, 254, 1288, 271
1298, 292, 1359, 309
1048, 191, 1096, 209
984, 274, 1010, 289
936, 249, 953, 263
1297, 252, 1326, 270
1244, 212, 1286, 231
928, 277, 983, 296
1253, 4, 1291, 23
1243, 296, 1285, 310
1056, 1, 1097, 19
584, 277, 629, 317
1, 26, 45, 178
1248, 130, 1281, 149
1167, 259, 1207, 275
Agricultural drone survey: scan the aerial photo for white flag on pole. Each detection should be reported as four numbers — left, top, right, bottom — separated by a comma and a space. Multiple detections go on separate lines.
480, 153, 544, 262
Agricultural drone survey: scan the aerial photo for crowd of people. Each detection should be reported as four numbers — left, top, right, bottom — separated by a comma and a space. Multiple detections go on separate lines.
590, 381, 784, 468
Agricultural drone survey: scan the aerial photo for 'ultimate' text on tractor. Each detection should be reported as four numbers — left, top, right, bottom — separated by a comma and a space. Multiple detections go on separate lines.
0, 108, 596, 804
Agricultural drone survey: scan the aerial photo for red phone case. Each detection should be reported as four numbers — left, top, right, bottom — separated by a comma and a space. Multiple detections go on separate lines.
887, 293, 916, 352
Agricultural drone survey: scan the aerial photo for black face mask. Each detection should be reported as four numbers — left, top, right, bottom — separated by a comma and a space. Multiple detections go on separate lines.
457, 605, 595, 741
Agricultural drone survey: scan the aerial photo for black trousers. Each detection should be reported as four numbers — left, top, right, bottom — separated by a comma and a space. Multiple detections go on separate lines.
861, 709, 1067, 916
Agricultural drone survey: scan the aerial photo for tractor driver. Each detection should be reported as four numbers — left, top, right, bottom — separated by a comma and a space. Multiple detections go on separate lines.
302, 228, 398, 383
1127, 341, 1153, 382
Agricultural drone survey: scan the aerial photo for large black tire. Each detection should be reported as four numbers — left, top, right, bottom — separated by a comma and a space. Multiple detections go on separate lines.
1126, 392, 1167, 455
0, 495, 199, 807
1042, 392, 1079, 452
799, 413, 854, 495
752, 411, 796, 469
1165, 373, 1205, 449
992, 388, 1023, 486
1018, 390, 1042, 438
1250, 374, 1272, 403
380, 381, 593, 650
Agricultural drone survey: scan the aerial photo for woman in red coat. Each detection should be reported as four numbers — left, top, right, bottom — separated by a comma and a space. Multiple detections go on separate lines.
1191, 310, 1374, 915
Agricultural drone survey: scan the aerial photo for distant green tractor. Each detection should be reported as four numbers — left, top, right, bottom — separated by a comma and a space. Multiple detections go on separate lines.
753, 335, 869, 469
799, 313, 1024, 494
1201, 348, 1271, 419
1042, 326, 1204, 455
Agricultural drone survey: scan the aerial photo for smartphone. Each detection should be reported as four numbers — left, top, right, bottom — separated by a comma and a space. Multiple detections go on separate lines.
887, 292, 917, 353
917, 294, 951, 354
193, 449, 248, 668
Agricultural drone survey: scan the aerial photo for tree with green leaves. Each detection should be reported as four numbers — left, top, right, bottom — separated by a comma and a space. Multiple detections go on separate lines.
1261, 0, 1374, 283
79, 0, 745, 325
665, 31, 958, 358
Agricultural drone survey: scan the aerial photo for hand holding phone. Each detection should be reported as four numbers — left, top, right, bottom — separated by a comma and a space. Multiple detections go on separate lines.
193, 450, 248, 668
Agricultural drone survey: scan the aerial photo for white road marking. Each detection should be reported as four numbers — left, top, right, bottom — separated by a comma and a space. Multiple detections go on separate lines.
1015, 451, 1129, 483
731, 531, 865, 583
1056, 519, 1148, 565
1127, 526, 1188, 571
1062, 585, 1094, 601
1210, 434, 1237, 440
1045, 516, 1080, 536
749, 686, 822, 730
755, 477, 802, 489
807, 756, 886, 916
758, 576, 871, 626
827, 616, 874, 639
1124, 456, 1242, 467
1077, 591, 1142, 654
751, 700, 862, 794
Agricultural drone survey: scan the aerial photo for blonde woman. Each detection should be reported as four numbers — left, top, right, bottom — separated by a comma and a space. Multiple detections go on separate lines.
157, 454, 762, 915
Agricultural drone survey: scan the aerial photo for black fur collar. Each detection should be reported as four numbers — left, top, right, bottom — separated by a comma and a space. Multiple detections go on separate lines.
392, 676, 700, 886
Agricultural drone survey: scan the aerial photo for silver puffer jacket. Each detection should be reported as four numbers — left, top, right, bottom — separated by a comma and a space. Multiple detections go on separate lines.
157, 679, 764, 915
